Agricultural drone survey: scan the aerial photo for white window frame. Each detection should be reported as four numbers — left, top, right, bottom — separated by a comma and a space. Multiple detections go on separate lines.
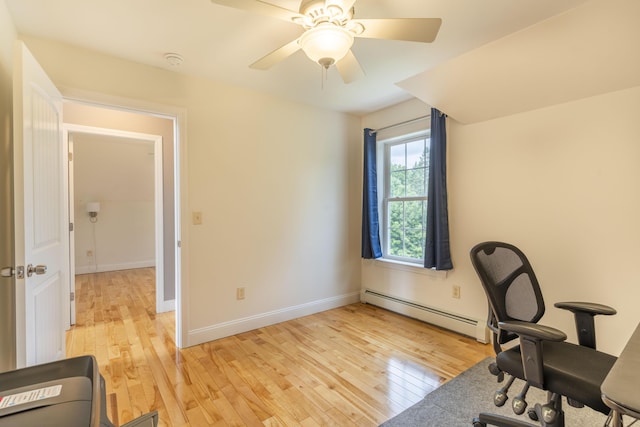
380, 130, 430, 264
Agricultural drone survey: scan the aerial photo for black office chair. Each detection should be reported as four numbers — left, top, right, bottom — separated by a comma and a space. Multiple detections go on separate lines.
470, 241, 621, 427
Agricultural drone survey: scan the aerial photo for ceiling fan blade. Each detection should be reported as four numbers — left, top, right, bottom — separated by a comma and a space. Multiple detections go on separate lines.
354, 18, 442, 43
249, 39, 302, 70
335, 49, 365, 84
210, 0, 302, 23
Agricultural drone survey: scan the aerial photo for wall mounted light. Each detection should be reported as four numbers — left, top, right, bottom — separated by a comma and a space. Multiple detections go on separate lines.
86, 202, 101, 223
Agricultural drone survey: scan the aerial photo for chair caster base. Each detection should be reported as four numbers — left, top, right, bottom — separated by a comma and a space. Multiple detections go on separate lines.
473, 413, 538, 427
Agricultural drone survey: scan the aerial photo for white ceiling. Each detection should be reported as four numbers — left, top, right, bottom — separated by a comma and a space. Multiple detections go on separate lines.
5, 0, 590, 116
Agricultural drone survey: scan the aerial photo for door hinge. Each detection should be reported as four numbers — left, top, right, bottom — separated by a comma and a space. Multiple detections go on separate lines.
69, 222, 74, 232
1, 266, 24, 279
68, 152, 73, 161
177, 240, 182, 248
70, 292, 75, 302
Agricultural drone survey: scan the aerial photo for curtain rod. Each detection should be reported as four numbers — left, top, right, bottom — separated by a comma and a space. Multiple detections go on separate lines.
369, 114, 430, 135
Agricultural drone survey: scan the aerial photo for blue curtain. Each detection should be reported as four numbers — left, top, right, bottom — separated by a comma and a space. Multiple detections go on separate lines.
361, 128, 382, 259
424, 109, 453, 270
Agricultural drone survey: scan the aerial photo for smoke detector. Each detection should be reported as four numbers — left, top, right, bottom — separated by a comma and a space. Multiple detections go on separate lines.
164, 53, 184, 67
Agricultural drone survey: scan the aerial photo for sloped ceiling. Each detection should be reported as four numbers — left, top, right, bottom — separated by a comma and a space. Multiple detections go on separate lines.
398, 0, 640, 123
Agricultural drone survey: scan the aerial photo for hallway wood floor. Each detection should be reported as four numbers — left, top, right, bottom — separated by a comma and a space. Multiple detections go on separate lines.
66, 268, 493, 426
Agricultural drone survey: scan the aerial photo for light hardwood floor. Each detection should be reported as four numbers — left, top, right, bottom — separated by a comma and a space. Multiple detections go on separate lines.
67, 268, 493, 426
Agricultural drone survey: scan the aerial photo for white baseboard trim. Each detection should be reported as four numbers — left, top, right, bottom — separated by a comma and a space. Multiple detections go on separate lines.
361, 289, 489, 343
157, 298, 175, 313
75, 260, 155, 275
186, 291, 361, 347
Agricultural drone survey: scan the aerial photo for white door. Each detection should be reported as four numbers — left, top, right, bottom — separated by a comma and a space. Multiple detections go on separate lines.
13, 41, 68, 368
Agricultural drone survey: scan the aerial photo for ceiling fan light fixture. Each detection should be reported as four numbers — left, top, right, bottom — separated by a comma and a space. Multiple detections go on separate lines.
299, 25, 354, 68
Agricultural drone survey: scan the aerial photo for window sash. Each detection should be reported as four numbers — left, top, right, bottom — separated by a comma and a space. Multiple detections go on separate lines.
382, 132, 430, 263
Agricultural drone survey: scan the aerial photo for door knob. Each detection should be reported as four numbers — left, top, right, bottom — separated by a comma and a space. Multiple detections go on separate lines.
26, 264, 47, 277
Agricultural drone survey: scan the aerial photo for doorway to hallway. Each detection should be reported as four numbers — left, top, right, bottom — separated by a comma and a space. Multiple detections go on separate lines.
63, 99, 183, 346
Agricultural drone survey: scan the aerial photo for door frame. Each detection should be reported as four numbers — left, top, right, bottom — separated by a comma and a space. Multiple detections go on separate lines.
68, 137, 76, 325
61, 91, 188, 348
64, 124, 166, 317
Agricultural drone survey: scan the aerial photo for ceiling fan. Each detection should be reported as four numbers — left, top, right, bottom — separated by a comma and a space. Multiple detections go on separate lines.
210, 0, 442, 83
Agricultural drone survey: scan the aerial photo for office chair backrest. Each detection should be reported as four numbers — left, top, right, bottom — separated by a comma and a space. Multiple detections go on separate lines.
470, 241, 545, 345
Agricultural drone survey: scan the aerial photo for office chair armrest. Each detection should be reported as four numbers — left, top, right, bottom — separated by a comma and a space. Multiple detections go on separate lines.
554, 302, 616, 349
554, 301, 616, 316
498, 321, 566, 388
498, 321, 567, 342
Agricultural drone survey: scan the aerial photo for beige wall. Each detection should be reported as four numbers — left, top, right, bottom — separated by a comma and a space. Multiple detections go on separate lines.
362, 87, 640, 355
72, 133, 155, 273
18, 35, 362, 346
0, 0, 17, 371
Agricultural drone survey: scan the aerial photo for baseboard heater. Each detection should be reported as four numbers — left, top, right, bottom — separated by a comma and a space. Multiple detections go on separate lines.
361, 289, 489, 343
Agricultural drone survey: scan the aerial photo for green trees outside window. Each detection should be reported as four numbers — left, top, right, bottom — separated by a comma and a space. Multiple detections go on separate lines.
384, 135, 430, 261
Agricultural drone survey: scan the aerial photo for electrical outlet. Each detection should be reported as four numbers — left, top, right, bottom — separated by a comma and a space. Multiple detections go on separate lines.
452, 285, 461, 299
193, 211, 202, 225
236, 287, 245, 300
86, 250, 93, 257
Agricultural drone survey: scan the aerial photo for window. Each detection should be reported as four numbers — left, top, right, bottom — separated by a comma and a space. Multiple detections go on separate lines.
382, 132, 430, 263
